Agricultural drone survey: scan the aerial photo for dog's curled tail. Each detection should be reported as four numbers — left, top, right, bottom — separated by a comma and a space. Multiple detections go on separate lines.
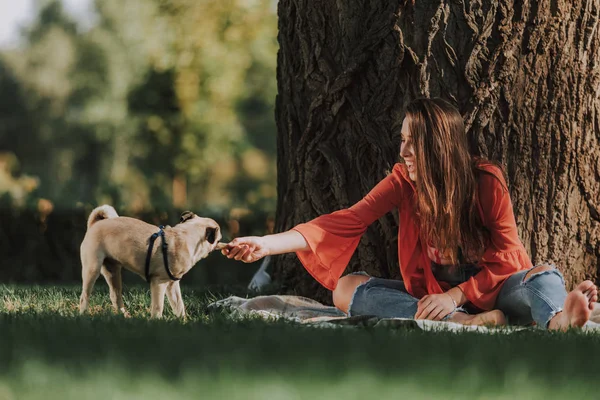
87, 205, 119, 229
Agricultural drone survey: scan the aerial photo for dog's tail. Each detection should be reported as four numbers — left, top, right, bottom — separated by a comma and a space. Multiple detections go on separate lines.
87, 205, 119, 229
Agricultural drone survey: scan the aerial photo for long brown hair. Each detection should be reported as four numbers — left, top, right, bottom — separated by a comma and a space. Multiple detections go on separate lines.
404, 98, 487, 263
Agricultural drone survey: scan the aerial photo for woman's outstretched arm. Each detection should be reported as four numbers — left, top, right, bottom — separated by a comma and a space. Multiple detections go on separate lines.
222, 164, 407, 290
221, 230, 308, 263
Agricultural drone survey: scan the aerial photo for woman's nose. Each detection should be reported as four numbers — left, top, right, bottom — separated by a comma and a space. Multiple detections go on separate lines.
400, 143, 412, 158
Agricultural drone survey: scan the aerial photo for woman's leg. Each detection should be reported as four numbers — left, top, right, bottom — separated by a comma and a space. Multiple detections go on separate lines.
333, 274, 419, 318
495, 265, 598, 330
333, 273, 506, 325
449, 309, 507, 326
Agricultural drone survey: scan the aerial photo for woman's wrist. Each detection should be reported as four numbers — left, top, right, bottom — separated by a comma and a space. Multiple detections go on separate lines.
446, 287, 467, 307
445, 293, 457, 309
259, 236, 273, 256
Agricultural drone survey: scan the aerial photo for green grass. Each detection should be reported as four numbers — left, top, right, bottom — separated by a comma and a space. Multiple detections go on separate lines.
1, 284, 599, 399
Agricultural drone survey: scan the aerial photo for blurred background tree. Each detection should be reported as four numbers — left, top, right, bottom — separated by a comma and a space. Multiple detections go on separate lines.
0, 0, 278, 284
0, 0, 277, 215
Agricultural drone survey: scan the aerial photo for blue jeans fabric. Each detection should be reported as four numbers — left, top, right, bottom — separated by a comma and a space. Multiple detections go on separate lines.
495, 265, 566, 327
348, 265, 567, 327
348, 274, 420, 319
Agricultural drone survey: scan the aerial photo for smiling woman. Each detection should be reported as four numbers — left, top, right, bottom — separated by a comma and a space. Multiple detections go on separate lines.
399, 121, 415, 181
223, 97, 599, 331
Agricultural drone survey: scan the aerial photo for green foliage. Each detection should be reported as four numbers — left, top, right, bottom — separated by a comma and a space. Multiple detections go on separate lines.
0, 0, 278, 214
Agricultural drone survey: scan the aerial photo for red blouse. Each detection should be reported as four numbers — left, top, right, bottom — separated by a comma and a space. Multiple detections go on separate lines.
292, 161, 533, 310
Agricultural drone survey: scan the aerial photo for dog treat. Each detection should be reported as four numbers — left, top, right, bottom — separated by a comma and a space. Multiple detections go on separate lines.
215, 242, 230, 250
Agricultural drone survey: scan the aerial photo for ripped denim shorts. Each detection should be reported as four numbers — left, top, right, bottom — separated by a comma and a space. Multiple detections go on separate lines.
348, 264, 567, 327
347, 262, 480, 320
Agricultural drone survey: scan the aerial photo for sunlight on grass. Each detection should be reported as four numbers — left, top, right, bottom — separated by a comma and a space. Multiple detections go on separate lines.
0, 284, 231, 320
2, 285, 600, 399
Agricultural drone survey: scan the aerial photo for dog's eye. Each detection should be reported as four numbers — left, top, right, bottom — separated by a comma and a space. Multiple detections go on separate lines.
206, 227, 217, 244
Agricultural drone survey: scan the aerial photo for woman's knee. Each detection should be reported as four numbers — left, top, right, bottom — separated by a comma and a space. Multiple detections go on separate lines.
524, 265, 558, 282
332, 274, 370, 313
521, 265, 566, 296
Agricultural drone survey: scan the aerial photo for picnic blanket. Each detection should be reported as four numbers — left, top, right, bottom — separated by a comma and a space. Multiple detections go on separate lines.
208, 295, 498, 332
208, 294, 600, 332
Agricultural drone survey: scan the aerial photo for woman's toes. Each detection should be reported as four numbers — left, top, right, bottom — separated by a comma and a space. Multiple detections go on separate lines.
563, 288, 592, 328
577, 280, 596, 293
585, 287, 598, 309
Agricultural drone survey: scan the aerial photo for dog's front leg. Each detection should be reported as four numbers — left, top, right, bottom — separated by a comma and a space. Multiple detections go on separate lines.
150, 280, 168, 318
166, 281, 186, 319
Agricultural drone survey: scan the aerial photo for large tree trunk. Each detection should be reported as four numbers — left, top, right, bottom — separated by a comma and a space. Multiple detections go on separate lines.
273, 0, 600, 304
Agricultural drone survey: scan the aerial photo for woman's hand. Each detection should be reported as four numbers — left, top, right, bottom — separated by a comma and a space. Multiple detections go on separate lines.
221, 236, 270, 263
415, 293, 456, 321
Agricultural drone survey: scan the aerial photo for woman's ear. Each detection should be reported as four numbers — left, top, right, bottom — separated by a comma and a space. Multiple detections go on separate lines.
180, 211, 195, 223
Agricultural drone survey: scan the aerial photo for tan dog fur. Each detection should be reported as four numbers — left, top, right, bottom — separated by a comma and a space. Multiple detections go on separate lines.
79, 205, 222, 318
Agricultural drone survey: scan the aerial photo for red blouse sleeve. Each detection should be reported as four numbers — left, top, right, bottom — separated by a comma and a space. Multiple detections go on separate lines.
292, 164, 406, 290
457, 167, 533, 310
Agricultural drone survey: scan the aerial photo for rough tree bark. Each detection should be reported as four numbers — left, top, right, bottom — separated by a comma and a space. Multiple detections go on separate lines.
273, 0, 600, 304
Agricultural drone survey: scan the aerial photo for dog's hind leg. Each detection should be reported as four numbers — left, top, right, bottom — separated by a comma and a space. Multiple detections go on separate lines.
166, 281, 186, 319
101, 262, 130, 317
150, 280, 168, 318
80, 252, 102, 315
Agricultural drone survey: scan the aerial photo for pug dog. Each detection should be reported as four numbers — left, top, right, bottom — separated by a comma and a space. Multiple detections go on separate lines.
79, 205, 223, 318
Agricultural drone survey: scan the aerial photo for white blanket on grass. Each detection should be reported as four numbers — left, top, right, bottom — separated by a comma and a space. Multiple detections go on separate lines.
209, 295, 600, 332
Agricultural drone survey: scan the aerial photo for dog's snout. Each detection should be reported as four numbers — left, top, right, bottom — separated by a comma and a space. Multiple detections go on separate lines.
206, 227, 218, 244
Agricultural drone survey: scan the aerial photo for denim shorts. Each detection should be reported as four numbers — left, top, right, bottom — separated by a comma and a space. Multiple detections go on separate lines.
495, 264, 566, 327
347, 265, 568, 327
347, 273, 422, 319
348, 262, 479, 319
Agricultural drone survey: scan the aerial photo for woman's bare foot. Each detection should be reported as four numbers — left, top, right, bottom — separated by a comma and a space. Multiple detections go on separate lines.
548, 280, 598, 331
449, 310, 507, 327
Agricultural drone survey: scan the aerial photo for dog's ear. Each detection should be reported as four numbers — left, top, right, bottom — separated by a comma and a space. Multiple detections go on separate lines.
180, 211, 195, 223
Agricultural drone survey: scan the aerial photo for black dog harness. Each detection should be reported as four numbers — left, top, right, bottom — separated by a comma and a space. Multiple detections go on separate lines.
145, 226, 180, 282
